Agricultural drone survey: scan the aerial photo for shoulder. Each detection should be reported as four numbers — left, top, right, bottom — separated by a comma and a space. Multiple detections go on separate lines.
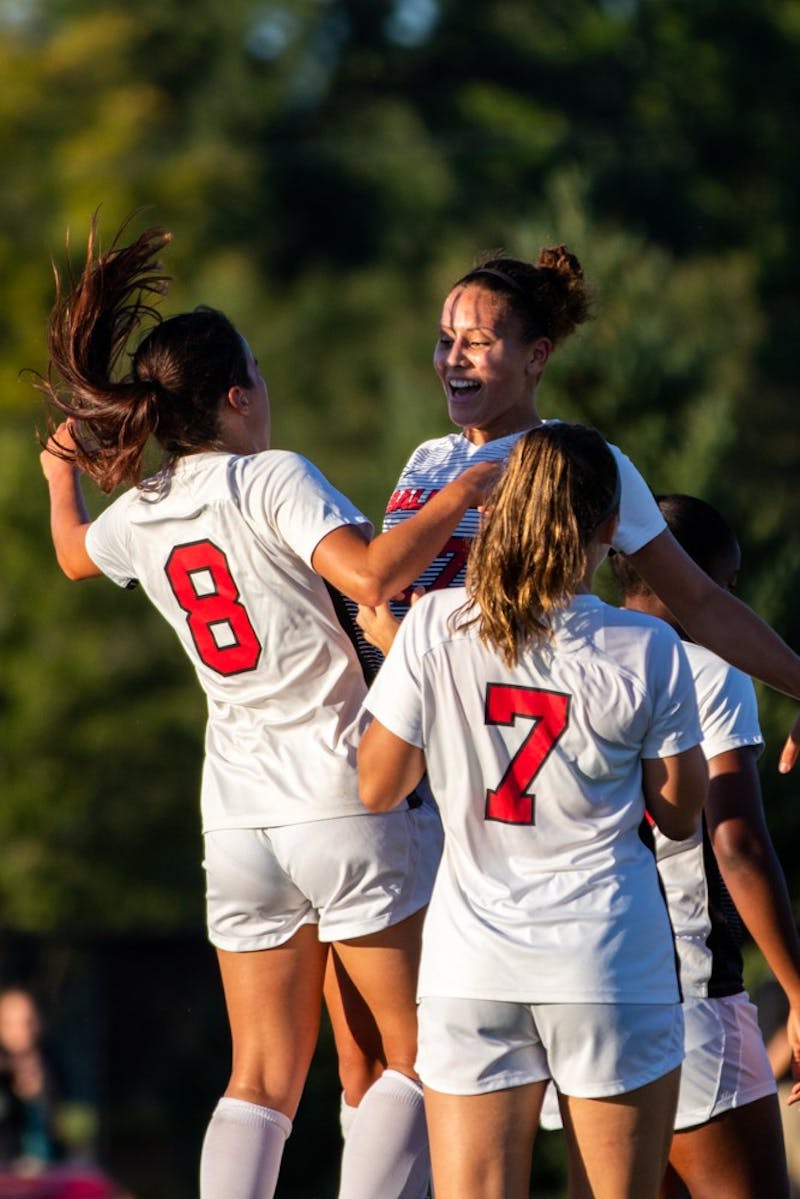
681, 641, 761, 744
400, 588, 473, 653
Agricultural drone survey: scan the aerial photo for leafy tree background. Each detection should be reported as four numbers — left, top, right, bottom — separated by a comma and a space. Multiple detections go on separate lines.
1, 0, 799, 1194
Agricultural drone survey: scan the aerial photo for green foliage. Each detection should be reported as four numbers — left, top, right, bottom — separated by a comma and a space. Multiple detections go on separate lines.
1, 0, 799, 943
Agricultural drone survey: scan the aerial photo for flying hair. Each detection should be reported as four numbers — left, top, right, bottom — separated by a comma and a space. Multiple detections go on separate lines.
34, 215, 251, 492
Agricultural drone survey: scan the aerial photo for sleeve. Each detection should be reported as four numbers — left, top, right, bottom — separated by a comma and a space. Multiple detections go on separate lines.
689, 651, 764, 760
246, 451, 373, 568
363, 603, 427, 748
607, 442, 667, 555
641, 626, 704, 759
84, 494, 138, 589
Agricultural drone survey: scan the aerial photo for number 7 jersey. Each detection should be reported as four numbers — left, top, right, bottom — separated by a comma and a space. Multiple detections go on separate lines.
365, 589, 702, 1005
85, 450, 374, 831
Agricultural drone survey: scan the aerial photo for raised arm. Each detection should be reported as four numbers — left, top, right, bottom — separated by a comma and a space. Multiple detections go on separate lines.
312, 461, 498, 608
630, 530, 800, 702
357, 718, 426, 812
705, 745, 800, 1089
630, 530, 800, 766
40, 424, 101, 581
642, 745, 707, 842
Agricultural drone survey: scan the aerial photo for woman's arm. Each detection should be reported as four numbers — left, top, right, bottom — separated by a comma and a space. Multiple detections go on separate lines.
357, 718, 426, 812
40, 425, 101, 580
630, 529, 800, 703
312, 460, 497, 607
705, 746, 800, 1075
642, 745, 707, 841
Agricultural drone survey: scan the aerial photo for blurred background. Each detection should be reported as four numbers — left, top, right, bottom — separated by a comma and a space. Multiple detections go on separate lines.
1, 0, 799, 1194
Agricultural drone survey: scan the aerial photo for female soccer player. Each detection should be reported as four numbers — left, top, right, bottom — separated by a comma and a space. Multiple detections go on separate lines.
612, 495, 800, 1199
36, 219, 497, 1199
358, 422, 708, 1199
343, 244, 800, 1153
359, 246, 800, 711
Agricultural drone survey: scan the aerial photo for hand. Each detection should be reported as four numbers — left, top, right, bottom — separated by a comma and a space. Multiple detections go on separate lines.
40, 421, 78, 483
779, 710, 800, 774
459, 460, 503, 509
357, 602, 402, 656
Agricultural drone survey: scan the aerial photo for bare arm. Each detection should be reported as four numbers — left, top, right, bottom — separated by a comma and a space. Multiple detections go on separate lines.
706, 746, 800, 1076
312, 461, 498, 607
40, 425, 101, 580
630, 530, 800, 703
357, 718, 426, 812
641, 745, 707, 841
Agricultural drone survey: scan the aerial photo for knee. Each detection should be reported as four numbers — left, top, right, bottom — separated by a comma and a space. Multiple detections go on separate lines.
337, 1045, 385, 1105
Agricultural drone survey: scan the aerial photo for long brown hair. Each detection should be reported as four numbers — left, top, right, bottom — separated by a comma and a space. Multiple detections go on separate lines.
35, 216, 251, 492
457, 423, 619, 666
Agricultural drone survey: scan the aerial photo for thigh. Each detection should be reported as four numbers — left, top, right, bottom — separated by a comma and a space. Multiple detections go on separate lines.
425, 1082, 546, 1199
216, 924, 328, 1119
667, 1094, 789, 1199
332, 909, 425, 1078
562, 1067, 680, 1199
323, 950, 385, 1104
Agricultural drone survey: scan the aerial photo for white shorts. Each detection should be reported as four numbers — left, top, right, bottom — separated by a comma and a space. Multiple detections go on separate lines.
674, 992, 776, 1130
204, 803, 443, 951
417, 996, 684, 1099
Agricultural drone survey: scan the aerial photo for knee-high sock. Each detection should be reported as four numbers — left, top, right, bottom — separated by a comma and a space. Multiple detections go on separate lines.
200, 1096, 291, 1199
338, 1069, 430, 1199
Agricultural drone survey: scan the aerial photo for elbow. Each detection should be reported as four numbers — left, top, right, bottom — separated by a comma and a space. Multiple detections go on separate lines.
57, 556, 85, 581
358, 778, 397, 813
347, 573, 390, 608
657, 813, 700, 842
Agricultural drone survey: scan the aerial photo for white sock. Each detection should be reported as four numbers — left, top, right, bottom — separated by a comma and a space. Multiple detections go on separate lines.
199, 1096, 292, 1199
338, 1069, 431, 1199
340, 1092, 359, 1141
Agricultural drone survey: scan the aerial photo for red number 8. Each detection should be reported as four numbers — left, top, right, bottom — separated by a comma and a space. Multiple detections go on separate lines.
165, 540, 261, 676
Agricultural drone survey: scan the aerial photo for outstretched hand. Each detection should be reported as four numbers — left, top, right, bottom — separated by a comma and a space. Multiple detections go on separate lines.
778, 710, 800, 774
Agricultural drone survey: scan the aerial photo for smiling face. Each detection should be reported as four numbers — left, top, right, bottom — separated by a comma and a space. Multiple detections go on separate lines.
433, 284, 551, 445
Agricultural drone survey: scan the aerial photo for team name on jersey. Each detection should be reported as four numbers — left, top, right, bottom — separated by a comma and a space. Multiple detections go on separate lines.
385, 486, 440, 513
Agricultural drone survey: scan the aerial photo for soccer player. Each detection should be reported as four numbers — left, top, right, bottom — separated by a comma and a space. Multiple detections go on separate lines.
359, 247, 800, 707
358, 422, 708, 1199
612, 495, 800, 1199
36, 218, 497, 1199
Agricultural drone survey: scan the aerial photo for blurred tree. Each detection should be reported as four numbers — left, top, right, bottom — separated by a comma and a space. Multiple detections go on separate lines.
1, 0, 798, 931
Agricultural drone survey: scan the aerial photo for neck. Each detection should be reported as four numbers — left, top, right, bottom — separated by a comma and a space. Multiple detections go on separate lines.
463, 412, 543, 447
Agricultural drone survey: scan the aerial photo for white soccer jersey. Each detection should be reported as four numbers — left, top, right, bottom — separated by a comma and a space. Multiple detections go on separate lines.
86, 450, 373, 831
383, 426, 666, 609
653, 642, 763, 998
365, 590, 702, 1004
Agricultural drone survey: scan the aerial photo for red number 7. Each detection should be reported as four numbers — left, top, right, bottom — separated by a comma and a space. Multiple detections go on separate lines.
484, 684, 571, 825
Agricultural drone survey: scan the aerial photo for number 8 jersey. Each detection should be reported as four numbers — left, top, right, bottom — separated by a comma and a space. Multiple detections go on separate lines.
365, 589, 702, 1005
85, 450, 373, 831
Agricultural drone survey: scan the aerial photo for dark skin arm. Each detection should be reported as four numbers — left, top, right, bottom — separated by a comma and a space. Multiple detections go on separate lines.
705, 745, 800, 1100
630, 531, 800, 769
